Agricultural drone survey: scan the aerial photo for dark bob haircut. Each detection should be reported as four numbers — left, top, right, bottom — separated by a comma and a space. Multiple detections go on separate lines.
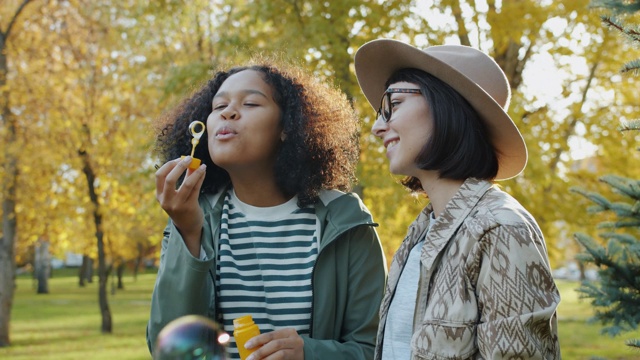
385, 68, 499, 193
155, 59, 360, 207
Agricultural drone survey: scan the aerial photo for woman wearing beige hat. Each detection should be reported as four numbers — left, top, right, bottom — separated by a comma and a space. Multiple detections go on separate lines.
355, 39, 561, 359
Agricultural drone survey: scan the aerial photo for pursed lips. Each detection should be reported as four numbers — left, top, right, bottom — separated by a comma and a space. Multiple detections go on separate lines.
215, 126, 237, 139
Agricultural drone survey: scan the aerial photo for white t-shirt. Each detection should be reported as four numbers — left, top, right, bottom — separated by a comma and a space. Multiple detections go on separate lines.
382, 214, 435, 359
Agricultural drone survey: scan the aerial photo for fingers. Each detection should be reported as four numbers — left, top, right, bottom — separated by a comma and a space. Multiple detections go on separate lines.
155, 158, 181, 198
165, 157, 193, 192
180, 163, 207, 202
155, 157, 193, 197
155, 156, 207, 210
245, 328, 304, 360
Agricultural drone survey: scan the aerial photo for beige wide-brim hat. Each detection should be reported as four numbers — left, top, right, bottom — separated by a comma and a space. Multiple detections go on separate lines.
354, 39, 527, 180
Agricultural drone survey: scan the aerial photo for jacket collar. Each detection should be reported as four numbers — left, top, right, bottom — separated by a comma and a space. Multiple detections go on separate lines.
388, 178, 493, 275
421, 178, 492, 269
202, 187, 376, 251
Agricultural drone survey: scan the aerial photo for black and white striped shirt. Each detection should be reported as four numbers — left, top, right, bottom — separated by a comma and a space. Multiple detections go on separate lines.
217, 189, 320, 359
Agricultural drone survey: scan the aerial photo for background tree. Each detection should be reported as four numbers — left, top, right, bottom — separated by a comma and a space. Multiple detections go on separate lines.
132, 0, 418, 260
572, 176, 640, 348
357, 0, 640, 265
38, 0, 171, 333
4, 0, 396, 338
571, 0, 640, 352
4, 0, 169, 335
2, 0, 639, 344
0, 0, 38, 347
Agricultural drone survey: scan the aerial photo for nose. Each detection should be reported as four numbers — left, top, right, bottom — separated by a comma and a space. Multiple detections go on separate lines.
220, 106, 238, 120
371, 115, 387, 138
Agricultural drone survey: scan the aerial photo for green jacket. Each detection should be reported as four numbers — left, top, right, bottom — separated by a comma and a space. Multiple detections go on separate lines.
147, 189, 387, 360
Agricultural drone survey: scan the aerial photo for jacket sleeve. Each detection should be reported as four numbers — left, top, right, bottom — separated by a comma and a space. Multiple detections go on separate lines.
476, 224, 561, 359
302, 225, 387, 360
146, 219, 216, 354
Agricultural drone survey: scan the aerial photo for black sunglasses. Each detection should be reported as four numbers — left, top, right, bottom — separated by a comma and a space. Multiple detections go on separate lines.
376, 88, 422, 123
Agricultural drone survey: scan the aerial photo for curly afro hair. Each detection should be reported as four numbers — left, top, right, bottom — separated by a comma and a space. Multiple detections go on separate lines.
155, 58, 360, 207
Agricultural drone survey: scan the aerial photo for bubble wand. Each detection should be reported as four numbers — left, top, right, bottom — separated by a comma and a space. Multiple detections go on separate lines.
181, 120, 205, 170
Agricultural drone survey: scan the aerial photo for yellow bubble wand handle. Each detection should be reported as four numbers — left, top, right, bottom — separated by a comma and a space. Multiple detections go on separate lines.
190, 138, 199, 157
183, 121, 205, 170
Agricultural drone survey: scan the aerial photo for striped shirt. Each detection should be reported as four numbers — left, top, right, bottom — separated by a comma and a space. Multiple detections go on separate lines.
217, 189, 320, 359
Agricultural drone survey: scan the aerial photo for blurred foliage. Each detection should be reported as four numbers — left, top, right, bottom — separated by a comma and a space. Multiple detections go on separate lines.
572, 176, 640, 338
570, 0, 640, 354
0, 0, 639, 294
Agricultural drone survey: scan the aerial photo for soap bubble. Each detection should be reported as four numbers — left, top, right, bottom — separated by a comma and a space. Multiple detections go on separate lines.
154, 315, 230, 360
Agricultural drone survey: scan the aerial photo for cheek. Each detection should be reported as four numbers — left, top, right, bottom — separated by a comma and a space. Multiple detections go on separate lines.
397, 118, 431, 153
205, 116, 215, 143
407, 111, 434, 138
206, 112, 216, 129
252, 131, 282, 154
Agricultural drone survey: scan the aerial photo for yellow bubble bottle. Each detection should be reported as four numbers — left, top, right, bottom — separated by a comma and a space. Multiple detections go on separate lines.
233, 315, 260, 360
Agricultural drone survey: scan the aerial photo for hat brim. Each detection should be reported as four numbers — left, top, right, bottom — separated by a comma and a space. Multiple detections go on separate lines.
354, 39, 527, 180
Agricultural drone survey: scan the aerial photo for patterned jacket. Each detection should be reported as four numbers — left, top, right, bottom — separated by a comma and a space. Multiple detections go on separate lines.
375, 178, 561, 359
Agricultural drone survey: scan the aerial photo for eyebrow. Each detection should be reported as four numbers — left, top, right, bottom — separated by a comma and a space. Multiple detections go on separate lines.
213, 89, 268, 100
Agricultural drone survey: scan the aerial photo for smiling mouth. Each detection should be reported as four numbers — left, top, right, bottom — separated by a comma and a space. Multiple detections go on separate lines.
386, 140, 399, 149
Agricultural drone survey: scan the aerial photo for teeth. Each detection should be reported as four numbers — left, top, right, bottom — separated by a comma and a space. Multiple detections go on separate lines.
387, 140, 399, 148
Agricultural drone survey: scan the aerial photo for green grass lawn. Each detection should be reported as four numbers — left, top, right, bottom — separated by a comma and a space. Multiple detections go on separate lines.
556, 279, 640, 360
2, 269, 155, 360
1, 271, 639, 359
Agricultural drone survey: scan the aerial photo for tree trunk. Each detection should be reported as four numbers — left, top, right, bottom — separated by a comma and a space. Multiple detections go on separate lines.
0, 108, 17, 343
79, 146, 112, 333
0, 0, 35, 346
109, 264, 116, 295
0, 140, 17, 344
133, 256, 140, 280
85, 256, 94, 283
117, 262, 125, 290
79, 257, 86, 287
96, 209, 112, 333
79, 255, 89, 287
451, 0, 471, 46
34, 239, 50, 294
0, 234, 15, 348
133, 243, 143, 281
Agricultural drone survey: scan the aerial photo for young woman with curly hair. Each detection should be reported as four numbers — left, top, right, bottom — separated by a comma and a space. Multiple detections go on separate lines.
147, 59, 386, 360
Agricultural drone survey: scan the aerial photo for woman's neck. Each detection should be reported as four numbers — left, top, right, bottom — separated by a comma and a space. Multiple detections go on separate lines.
420, 173, 464, 217
228, 173, 292, 207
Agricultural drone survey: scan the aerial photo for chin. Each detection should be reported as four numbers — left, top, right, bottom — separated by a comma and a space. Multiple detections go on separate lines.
210, 157, 234, 169
388, 167, 405, 177
388, 163, 415, 178
388, 162, 404, 175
